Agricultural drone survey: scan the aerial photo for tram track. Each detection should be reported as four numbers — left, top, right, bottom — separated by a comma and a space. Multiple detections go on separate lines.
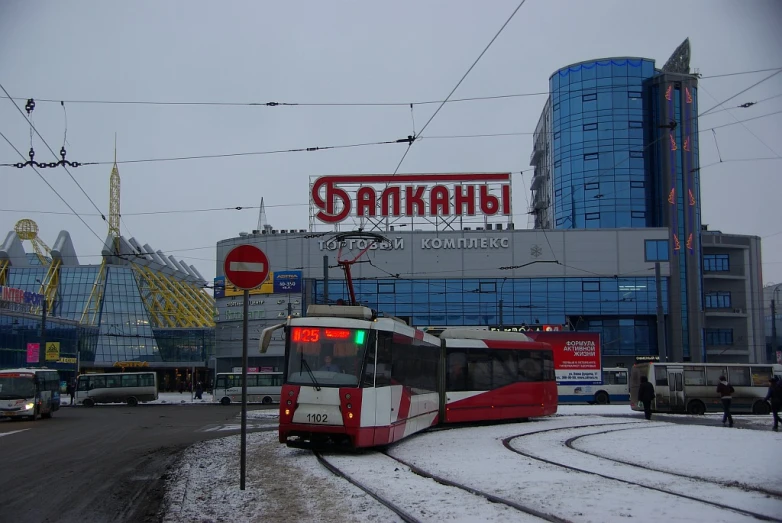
314, 449, 569, 523
565, 425, 782, 500
503, 422, 782, 523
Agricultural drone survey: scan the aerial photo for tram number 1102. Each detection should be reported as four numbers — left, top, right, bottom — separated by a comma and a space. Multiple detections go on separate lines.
306, 413, 329, 424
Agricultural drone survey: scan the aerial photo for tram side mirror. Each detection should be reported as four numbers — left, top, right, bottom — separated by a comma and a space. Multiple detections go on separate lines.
260, 323, 285, 354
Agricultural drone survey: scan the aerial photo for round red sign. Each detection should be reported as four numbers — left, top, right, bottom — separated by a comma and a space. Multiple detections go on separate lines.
223, 244, 270, 290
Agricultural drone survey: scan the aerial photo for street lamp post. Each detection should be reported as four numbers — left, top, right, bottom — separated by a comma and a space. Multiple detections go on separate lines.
772, 286, 782, 361
498, 277, 508, 330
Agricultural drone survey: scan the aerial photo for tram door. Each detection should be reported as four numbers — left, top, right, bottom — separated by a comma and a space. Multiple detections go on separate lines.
667, 369, 685, 411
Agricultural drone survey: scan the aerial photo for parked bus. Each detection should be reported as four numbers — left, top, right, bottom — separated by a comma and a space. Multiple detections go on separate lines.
213, 372, 283, 405
558, 367, 629, 404
76, 372, 158, 407
0, 367, 61, 420
630, 362, 782, 415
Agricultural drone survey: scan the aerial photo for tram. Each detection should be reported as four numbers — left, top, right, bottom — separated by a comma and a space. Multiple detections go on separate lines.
260, 304, 558, 449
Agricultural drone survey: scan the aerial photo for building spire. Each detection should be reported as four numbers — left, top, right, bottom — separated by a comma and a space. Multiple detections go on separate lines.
257, 197, 270, 231
109, 135, 121, 254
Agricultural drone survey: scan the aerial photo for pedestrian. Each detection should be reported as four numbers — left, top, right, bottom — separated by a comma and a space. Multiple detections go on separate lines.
764, 376, 782, 432
195, 381, 204, 400
66, 379, 76, 406
638, 375, 655, 420
716, 375, 735, 427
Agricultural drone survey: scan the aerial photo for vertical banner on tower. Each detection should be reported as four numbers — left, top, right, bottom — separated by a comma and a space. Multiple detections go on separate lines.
26, 343, 40, 364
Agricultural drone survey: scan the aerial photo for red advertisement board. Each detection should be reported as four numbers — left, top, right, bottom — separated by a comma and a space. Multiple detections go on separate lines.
525, 332, 602, 384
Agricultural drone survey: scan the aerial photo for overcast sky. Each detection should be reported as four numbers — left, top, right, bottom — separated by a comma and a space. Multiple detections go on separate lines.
1, 0, 780, 285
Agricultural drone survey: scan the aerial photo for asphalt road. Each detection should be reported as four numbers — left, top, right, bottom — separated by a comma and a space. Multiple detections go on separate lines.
0, 403, 277, 523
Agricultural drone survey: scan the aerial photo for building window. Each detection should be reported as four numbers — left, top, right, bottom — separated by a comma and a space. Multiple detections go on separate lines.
585, 212, 600, 221
705, 291, 731, 309
584, 153, 598, 161
378, 282, 395, 293
585, 182, 599, 191
630, 181, 645, 188
582, 281, 600, 292
479, 281, 496, 293
583, 123, 598, 131
554, 131, 561, 139
631, 211, 646, 218
705, 328, 733, 346
628, 91, 642, 99
554, 159, 562, 168
703, 254, 730, 272
583, 93, 597, 102
630, 150, 644, 158
629, 121, 643, 128
645, 239, 669, 262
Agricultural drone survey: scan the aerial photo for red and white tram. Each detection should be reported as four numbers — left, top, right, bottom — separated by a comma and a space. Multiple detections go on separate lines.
261, 304, 557, 449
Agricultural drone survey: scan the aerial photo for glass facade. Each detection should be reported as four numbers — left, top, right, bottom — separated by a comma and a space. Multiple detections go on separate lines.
313, 276, 668, 356
549, 58, 656, 229
2, 265, 213, 368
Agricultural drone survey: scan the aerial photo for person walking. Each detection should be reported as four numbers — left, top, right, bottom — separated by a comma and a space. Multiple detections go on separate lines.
716, 375, 735, 427
195, 381, 204, 400
765, 376, 782, 432
66, 379, 76, 406
638, 375, 655, 420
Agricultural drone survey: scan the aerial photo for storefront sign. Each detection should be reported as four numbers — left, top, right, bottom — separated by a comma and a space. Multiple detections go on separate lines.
525, 332, 602, 384
422, 237, 510, 249
273, 271, 303, 293
490, 324, 563, 332
318, 237, 405, 251
0, 286, 43, 306
635, 355, 660, 362
310, 173, 511, 224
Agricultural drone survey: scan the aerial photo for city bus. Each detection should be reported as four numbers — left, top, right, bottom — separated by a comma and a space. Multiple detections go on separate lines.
630, 362, 782, 415
76, 372, 158, 407
557, 367, 629, 404
0, 368, 61, 420
213, 371, 283, 406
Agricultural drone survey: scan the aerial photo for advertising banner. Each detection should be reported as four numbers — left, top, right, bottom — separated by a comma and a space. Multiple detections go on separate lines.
215, 275, 273, 298
273, 271, 302, 293
45, 342, 61, 362
525, 332, 602, 384
26, 343, 40, 364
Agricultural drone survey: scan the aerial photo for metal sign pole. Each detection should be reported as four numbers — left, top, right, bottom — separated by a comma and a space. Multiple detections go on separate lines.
240, 288, 249, 490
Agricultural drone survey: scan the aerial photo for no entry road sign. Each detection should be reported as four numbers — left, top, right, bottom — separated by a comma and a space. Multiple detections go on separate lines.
223, 245, 270, 290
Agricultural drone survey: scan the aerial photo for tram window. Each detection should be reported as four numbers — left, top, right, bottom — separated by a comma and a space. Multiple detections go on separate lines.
751, 367, 773, 386
491, 351, 517, 389
467, 353, 492, 391
654, 366, 668, 386
447, 352, 468, 391
518, 353, 543, 382
705, 367, 725, 386
728, 367, 750, 386
684, 369, 706, 386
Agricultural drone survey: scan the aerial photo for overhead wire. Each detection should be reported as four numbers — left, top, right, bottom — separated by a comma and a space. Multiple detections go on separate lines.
699, 68, 782, 116
0, 129, 105, 244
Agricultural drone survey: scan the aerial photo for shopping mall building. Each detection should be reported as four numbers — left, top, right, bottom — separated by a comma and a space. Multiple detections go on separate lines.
0, 161, 215, 387
213, 39, 766, 372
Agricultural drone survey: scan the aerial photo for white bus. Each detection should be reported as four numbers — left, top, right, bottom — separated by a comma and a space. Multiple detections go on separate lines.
630, 362, 782, 415
213, 372, 283, 406
0, 368, 61, 420
76, 372, 158, 407
557, 367, 629, 404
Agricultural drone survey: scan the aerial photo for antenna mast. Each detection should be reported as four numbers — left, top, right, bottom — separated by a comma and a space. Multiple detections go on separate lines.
109, 134, 121, 254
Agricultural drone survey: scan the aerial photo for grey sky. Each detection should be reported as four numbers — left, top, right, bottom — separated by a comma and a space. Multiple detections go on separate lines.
1, 0, 781, 285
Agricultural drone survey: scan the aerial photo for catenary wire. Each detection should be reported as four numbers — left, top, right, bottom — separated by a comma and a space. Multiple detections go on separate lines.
0, 129, 105, 244
699, 68, 782, 116
6, 67, 780, 108
0, 81, 109, 224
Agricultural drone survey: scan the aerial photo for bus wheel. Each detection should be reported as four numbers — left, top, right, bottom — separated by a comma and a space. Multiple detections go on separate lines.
83, 398, 95, 408
752, 401, 771, 415
127, 397, 139, 407
594, 391, 609, 405
262, 396, 272, 405
220, 397, 231, 406
687, 400, 705, 415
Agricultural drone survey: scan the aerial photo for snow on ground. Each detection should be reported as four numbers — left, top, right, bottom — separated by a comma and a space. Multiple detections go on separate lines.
161, 408, 782, 523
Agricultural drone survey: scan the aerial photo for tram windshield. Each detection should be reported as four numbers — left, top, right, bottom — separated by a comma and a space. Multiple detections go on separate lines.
286, 326, 370, 387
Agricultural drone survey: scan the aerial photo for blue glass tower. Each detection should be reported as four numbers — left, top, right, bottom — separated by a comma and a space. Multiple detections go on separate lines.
530, 39, 704, 361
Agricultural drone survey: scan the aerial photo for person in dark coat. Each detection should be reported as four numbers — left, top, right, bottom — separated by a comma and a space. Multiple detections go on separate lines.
765, 376, 782, 432
716, 376, 735, 427
638, 375, 655, 420
66, 379, 76, 406
195, 381, 204, 400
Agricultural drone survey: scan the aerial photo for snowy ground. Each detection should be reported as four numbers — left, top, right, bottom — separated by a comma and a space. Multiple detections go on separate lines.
160, 405, 782, 523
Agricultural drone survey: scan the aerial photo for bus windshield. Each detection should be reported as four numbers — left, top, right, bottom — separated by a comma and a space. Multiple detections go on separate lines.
286, 326, 370, 387
0, 374, 37, 399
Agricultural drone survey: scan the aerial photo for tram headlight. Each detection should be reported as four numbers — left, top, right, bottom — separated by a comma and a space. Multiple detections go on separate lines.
285, 409, 291, 416
348, 412, 353, 419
